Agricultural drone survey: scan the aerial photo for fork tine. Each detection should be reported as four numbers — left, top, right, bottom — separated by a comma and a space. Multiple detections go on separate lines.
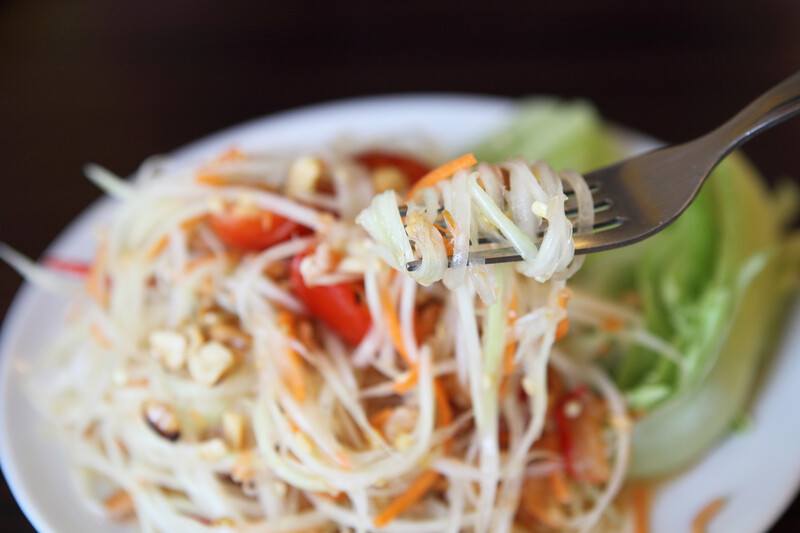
397, 182, 602, 218
405, 217, 626, 272
400, 197, 612, 223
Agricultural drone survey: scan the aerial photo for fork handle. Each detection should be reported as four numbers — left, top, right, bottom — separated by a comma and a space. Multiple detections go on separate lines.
710, 69, 800, 156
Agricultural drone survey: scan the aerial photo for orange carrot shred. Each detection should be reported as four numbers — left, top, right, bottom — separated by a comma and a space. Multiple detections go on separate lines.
434, 378, 454, 454
86, 241, 108, 307
499, 292, 518, 396
381, 284, 421, 392
90, 323, 112, 348
373, 470, 441, 528
692, 497, 726, 533
380, 286, 412, 366
393, 367, 419, 393
433, 378, 453, 427
549, 471, 571, 504
631, 483, 652, 533
219, 148, 245, 162
276, 310, 307, 402
146, 235, 170, 260
557, 288, 572, 309
196, 173, 229, 186
555, 318, 570, 341
601, 316, 625, 332
369, 407, 395, 433
196, 148, 246, 185
406, 153, 477, 199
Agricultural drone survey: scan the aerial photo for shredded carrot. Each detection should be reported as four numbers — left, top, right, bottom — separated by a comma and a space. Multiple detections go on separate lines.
196, 173, 230, 186
90, 323, 112, 348
406, 153, 477, 199
315, 491, 347, 503
219, 147, 245, 162
379, 286, 412, 365
183, 254, 217, 274
86, 241, 108, 307
557, 287, 572, 309
555, 318, 570, 341
369, 407, 395, 433
381, 284, 421, 393
196, 148, 246, 185
434, 380, 454, 455
375, 369, 454, 526
182, 251, 237, 276
180, 214, 207, 232
146, 235, 170, 260
393, 368, 419, 393
374, 470, 441, 528
502, 341, 516, 377
692, 497, 726, 533
499, 292, 519, 397
276, 310, 307, 402
601, 316, 625, 332
413, 300, 442, 345
334, 451, 352, 469
554, 289, 571, 340
631, 483, 652, 533
433, 378, 453, 427
549, 471, 571, 504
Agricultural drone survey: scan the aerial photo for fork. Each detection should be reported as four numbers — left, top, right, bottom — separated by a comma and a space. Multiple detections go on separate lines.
407, 69, 800, 272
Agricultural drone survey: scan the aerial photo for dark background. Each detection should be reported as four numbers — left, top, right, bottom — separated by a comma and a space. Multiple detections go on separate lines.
1, 1, 799, 531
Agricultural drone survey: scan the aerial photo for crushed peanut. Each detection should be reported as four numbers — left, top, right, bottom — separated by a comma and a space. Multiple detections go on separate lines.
372, 166, 407, 192
104, 489, 135, 521
231, 452, 256, 484
188, 341, 234, 386
222, 411, 246, 450
208, 322, 250, 351
287, 156, 324, 197
198, 438, 228, 461
149, 330, 187, 371
143, 401, 180, 441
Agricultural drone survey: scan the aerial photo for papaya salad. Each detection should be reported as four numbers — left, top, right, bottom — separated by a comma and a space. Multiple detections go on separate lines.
2, 100, 798, 533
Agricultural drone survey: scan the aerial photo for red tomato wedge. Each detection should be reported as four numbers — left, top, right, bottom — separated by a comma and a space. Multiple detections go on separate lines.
289, 251, 372, 346
354, 150, 431, 184
210, 210, 310, 251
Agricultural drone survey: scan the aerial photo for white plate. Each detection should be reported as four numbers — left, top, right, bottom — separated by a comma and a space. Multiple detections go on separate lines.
1, 95, 798, 533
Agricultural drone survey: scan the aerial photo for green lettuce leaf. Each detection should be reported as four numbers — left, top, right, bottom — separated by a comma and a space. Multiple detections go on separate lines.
473, 99, 800, 477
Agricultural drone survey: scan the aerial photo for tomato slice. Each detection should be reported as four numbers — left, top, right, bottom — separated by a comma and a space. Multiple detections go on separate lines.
210, 209, 310, 251
289, 251, 372, 345
354, 150, 431, 184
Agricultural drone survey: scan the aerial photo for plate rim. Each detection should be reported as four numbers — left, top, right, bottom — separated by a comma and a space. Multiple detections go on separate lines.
0, 93, 797, 533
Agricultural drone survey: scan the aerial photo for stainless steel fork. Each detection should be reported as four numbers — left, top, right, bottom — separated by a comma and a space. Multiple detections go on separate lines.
408, 69, 800, 271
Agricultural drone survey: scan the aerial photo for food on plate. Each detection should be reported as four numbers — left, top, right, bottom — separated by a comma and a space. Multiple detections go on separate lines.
1, 100, 797, 532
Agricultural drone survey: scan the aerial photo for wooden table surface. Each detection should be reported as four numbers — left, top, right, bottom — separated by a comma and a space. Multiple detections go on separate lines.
1, 1, 798, 531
